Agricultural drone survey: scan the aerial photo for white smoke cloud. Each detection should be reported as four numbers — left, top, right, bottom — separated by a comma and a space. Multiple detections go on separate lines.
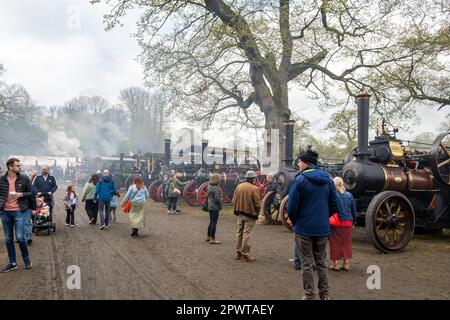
47, 130, 83, 158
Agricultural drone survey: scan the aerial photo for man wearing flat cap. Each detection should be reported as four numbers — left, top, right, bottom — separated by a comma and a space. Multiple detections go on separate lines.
232, 170, 261, 262
287, 147, 340, 300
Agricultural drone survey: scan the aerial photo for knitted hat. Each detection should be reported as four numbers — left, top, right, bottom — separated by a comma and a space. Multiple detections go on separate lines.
298, 147, 319, 165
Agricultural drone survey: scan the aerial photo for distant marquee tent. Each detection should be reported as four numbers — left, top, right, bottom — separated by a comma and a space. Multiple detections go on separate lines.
7, 155, 80, 169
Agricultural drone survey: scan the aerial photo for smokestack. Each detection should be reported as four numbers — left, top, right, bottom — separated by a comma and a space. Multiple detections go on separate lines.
164, 139, 171, 166
283, 120, 295, 168
222, 147, 227, 165
234, 143, 238, 166
202, 139, 208, 167
119, 153, 124, 173
245, 147, 250, 164
356, 94, 371, 161
191, 144, 195, 165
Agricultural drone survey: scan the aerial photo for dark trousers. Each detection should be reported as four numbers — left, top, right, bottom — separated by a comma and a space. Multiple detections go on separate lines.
295, 233, 329, 299
66, 205, 76, 225
207, 210, 220, 239
167, 197, 177, 211
85, 199, 98, 224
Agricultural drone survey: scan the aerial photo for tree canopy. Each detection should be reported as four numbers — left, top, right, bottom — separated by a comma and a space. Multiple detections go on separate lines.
94, 0, 449, 166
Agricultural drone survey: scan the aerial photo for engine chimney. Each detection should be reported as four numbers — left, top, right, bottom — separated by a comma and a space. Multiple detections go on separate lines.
245, 147, 250, 165
119, 153, 124, 173
164, 139, 171, 166
202, 139, 208, 167
356, 94, 371, 161
222, 147, 227, 165
283, 120, 296, 168
191, 143, 195, 165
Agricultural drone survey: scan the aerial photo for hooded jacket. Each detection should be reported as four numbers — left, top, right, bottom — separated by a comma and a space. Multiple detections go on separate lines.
287, 166, 340, 237
94, 175, 116, 203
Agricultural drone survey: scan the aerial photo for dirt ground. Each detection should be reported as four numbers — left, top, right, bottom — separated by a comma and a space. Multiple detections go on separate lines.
0, 190, 449, 300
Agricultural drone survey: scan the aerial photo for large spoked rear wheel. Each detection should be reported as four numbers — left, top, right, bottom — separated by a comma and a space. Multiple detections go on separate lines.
183, 181, 199, 206
149, 180, 162, 202
365, 191, 415, 253
261, 191, 282, 225
431, 131, 450, 186
279, 196, 293, 232
197, 182, 209, 206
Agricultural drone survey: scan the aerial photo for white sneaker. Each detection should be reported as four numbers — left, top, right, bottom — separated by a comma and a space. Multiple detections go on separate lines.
104, 225, 110, 230
99, 225, 106, 230
65, 223, 70, 226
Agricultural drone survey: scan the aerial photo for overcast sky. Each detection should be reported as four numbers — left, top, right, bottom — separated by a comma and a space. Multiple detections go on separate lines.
0, 0, 446, 145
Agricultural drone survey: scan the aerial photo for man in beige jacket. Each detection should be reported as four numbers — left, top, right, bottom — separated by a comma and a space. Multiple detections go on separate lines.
232, 170, 261, 262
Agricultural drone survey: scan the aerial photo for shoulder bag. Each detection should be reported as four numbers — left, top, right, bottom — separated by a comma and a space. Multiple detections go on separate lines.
202, 190, 209, 212
123, 189, 139, 214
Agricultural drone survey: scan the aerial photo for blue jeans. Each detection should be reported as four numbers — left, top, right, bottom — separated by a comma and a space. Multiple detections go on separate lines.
24, 210, 32, 241
98, 201, 110, 226
207, 210, 220, 239
1, 211, 30, 265
294, 242, 301, 268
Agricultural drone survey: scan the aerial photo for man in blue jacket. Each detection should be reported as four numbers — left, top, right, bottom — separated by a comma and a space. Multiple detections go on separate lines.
94, 169, 116, 230
32, 165, 58, 215
287, 148, 339, 300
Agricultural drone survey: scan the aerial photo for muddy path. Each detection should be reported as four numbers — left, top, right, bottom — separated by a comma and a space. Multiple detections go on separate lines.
0, 191, 449, 300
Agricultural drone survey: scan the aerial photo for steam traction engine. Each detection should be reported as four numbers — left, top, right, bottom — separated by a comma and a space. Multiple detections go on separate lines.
149, 138, 201, 203
261, 120, 343, 227
148, 138, 267, 205
189, 142, 266, 206
265, 95, 449, 254
342, 94, 450, 253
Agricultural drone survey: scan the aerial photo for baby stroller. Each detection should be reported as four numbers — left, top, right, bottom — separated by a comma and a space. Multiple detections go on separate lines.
32, 199, 56, 236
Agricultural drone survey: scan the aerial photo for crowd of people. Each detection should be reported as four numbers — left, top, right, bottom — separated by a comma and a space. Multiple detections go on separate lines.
0, 158, 151, 273
0, 151, 356, 300
201, 148, 356, 300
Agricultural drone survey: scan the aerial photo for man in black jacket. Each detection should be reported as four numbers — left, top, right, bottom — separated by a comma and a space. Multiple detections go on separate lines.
32, 165, 58, 215
0, 158, 33, 272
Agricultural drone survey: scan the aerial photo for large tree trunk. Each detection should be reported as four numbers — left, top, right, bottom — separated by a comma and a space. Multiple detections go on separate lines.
264, 105, 291, 172
250, 63, 291, 171
251, 79, 293, 171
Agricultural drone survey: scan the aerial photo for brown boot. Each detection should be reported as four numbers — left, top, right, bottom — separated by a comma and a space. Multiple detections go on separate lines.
330, 260, 340, 271
205, 236, 210, 242
240, 255, 256, 262
342, 261, 350, 271
235, 251, 242, 260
